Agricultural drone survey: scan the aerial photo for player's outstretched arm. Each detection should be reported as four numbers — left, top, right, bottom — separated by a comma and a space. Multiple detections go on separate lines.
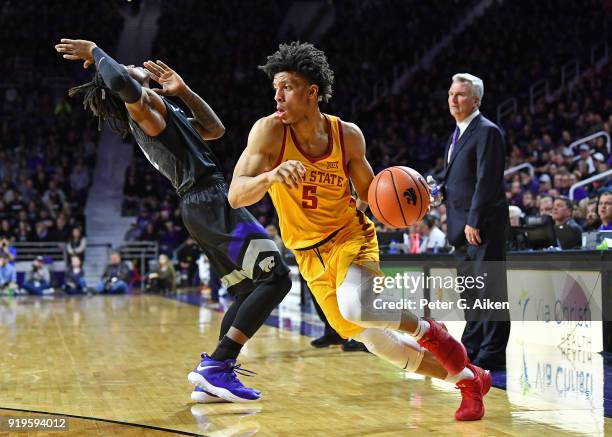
56, 38, 166, 136
56, 39, 142, 103
143, 60, 225, 140
343, 122, 375, 205
228, 117, 305, 209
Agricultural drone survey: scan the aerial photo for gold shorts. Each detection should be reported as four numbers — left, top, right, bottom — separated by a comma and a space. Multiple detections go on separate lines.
294, 210, 379, 338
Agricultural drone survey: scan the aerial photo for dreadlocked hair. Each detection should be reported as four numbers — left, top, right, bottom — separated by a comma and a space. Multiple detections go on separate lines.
68, 69, 130, 138
259, 41, 334, 103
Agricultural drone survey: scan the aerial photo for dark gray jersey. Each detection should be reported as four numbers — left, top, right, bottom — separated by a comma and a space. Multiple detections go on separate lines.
128, 96, 224, 196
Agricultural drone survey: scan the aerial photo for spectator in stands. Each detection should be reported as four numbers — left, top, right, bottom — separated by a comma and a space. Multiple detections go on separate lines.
417, 215, 446, 253
15, 221, 33, 242
42, 180, 66, 211
35, 222, 51, 242
509, 206, 524, 227
158, 221, 181, 255
521, 191, 538, 217
124, 222, 142, 241
63, 256, 87, 294
577, 144, 597, 177
0, 253, 17, 295
69, 160, 90, 204
552, 196, 583, 248
508, 180, 523, 206
0, 237, 17, 262
582, 198, 602, 231
22, 256, 53, 295
0, 220, 13, 240
538, 195, 554, 216
177, 238, 200, 286
95, 251, 130, 294
122, 173, 142, 215
568, 172, 588, 203
598, 191, 612, 231
66, 227, 87, 262
538, 174, 552, 194
51, 214, 71, 241
139, 222, 158, 242
145, 253, 176, 293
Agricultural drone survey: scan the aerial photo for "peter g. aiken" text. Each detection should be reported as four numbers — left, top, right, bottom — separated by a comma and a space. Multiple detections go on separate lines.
373, 298, 509, 310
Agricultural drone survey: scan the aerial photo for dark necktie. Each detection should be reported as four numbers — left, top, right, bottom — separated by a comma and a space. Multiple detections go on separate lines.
447, 126, 460, 164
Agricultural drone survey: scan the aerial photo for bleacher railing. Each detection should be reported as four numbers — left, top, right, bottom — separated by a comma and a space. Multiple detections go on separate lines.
569, 169, 612, 201
497, 97, 517, 126
12, 242, 68, 276
561, 59, 580, 91
12, 242, 67, 262
529, 79, 549, 112
504, 163, 534, 179
569, 131, 611, 155
498, 41, 608, 127
117, 241, 158, 280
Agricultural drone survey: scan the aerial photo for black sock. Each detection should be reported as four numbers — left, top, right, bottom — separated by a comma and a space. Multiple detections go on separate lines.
211, 335, 243, 361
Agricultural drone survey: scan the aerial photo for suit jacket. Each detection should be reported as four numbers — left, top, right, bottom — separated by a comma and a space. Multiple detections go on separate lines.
440, 114, 508, 247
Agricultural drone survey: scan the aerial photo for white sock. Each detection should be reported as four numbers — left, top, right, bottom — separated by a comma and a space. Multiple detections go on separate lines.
444, 367, 475, 384
410, 319, 430, 341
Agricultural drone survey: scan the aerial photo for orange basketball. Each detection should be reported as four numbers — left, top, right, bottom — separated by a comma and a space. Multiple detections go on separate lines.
368, 166, 431, 228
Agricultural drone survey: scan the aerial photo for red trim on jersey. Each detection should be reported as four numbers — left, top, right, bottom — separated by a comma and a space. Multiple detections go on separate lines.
357, 209, 365, 225
290, 115, 333, 163
273, 125, 287, 168
337, 118, 350, 178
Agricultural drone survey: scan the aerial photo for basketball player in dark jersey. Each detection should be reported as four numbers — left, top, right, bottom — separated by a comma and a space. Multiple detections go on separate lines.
55, 38, 291, 403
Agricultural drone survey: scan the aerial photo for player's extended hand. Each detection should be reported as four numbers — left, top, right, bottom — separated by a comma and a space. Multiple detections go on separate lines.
464, 225, 481, 246
143, 60, 186, 96
270, 160, 306, 189
54, 39, 97, 69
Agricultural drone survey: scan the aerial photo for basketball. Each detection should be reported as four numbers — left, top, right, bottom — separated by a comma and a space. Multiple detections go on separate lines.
368, 166, 431, 228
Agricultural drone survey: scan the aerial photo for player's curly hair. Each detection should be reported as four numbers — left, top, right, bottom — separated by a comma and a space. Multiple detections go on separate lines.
259, 41, 334, 103
68, 69, 130, 138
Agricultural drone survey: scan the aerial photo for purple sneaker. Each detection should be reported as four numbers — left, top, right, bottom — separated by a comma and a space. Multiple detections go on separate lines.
188, 354, 261, 403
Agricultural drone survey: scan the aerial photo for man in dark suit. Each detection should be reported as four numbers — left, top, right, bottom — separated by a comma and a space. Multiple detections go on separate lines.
440, 73, 510, 371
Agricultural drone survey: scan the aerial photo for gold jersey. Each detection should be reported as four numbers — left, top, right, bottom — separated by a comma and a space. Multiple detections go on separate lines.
268, 114, 358, 249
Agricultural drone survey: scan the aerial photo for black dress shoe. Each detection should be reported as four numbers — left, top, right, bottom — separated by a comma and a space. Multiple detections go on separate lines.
311, 333, 344, 348
342, 339, 368, 352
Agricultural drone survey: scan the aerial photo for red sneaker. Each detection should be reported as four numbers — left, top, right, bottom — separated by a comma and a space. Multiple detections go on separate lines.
416, 319, 468, 376
455, 363, 491, 421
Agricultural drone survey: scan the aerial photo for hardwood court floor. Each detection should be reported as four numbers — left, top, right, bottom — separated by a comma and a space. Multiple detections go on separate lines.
0, 294, 610, 436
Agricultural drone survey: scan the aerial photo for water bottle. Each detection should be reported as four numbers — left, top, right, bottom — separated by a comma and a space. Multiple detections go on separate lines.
426, 175, 443, 208
389, 240, 399, 254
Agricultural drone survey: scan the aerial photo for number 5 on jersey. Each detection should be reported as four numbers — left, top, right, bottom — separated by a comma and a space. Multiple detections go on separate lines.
302, 185, 318, 209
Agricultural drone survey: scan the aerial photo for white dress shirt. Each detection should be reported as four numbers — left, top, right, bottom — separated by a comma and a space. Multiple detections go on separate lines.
448, 109, 480, 163
457, 109, 480, 139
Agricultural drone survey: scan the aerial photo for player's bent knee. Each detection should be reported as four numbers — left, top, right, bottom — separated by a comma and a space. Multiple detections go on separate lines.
266, 274, 292, 305
275, 274, 292, 294
336, 285, 363, 324
337, 265, 374, 324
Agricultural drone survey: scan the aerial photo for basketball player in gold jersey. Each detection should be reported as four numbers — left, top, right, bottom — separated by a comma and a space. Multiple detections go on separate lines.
228, 42, 490, 421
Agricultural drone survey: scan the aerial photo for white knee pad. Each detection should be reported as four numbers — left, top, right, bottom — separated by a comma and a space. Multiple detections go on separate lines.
354, 328, 425, 373
337, 264, 401, 330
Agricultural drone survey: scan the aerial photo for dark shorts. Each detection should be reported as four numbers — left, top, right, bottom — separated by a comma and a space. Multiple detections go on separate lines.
180, 181, 289, 295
